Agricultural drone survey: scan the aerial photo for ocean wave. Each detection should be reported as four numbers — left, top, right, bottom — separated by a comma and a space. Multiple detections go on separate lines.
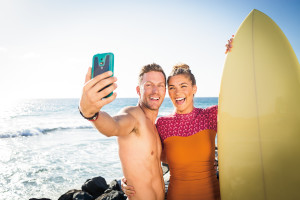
0, 125, 93, 138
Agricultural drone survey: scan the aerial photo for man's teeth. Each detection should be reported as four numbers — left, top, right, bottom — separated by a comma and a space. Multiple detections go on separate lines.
176, 98, 185, 101
151, 97, 159, 100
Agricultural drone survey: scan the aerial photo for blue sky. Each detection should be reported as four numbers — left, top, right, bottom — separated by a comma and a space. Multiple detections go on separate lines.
0, 0, 299, 99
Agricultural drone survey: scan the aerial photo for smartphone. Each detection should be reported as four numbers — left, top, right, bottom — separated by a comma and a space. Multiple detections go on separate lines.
92, 53, 114, 98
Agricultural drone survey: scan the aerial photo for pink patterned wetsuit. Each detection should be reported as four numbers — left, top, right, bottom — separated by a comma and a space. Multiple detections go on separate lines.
156, 105, 220, 200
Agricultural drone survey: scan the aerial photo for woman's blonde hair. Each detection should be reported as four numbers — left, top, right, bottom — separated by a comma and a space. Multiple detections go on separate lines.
167, 63, 196, 86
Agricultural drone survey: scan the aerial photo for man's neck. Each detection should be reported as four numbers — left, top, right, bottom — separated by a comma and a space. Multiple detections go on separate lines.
138, 103, 159, 124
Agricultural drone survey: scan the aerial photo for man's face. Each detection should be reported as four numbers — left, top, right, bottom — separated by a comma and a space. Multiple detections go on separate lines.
137, 71, 166, 111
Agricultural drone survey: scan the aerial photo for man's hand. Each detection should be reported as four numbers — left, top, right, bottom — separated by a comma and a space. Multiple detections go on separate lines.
79, 67, 117, 118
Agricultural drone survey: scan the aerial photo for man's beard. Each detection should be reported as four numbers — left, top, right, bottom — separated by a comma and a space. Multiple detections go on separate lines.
139, 99, 160, 111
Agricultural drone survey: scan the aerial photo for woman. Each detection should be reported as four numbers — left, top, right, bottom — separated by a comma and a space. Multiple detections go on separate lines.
123, 64, 220, 200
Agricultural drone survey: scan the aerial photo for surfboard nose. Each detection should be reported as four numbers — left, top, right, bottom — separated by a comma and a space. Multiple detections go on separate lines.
218, 8, 300, 200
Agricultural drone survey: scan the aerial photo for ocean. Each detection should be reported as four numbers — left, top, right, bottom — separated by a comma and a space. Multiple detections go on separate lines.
0, 97, 218, 200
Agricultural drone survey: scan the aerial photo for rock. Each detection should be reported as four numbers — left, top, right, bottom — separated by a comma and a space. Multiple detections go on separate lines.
29, 198, 51, 200
161, 163, 169, 175
73, 191, 94, 200
96, 190, 126, 200
108, 180, 121, 191
58, 189, 82, 200
81, 176, 109, 198
163, 170, 170, 196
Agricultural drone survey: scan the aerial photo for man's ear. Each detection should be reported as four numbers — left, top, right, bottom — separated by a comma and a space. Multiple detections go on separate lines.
193, 85, 197, 95
136, 86, 141, 96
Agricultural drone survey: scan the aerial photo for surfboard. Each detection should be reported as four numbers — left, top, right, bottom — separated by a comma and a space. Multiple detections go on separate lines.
218, 9, 300, 200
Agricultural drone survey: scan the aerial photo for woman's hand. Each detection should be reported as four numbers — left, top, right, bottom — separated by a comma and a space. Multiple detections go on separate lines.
121, 177, 136, 198
225, 35, 234, 54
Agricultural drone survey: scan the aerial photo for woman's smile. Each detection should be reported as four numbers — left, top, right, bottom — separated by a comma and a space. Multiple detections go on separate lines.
168, 74, 197, 114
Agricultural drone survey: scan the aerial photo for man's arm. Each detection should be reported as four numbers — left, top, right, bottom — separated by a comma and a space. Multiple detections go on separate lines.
79, 67, 135, 137
93, 108, 137, 137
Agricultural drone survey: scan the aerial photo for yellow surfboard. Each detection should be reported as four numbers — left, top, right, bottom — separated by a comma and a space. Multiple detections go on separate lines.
218, 9, 300, 200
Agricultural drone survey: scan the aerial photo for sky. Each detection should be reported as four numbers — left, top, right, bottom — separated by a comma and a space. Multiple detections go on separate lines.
0, 0, 299, 99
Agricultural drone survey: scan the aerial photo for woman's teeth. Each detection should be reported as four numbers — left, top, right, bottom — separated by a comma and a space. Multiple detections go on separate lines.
176, 97, 185, 104
176, 97, 185, 101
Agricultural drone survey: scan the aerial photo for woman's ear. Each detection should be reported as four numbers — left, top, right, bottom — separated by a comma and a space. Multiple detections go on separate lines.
192, 85, 197, 95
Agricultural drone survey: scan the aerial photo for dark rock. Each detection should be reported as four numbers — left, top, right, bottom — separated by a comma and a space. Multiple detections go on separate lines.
73, 191, 94, 200
29, 198, 52, 200
108, 180, 121, 191
96, 190, 126, 200
162, 163, 169, 175
58, 189, 82, 200
82, 176, 109, 198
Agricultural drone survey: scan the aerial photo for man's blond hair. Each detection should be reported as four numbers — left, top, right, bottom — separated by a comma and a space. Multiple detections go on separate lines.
138, 63, 166, 85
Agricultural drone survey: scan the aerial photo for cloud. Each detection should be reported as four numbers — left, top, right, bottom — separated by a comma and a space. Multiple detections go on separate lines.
22, 52, 41, 59
0, 47, 8, 53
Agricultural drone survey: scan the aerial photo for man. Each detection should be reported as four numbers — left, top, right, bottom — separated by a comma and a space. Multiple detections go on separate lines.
79, 63, 166, 200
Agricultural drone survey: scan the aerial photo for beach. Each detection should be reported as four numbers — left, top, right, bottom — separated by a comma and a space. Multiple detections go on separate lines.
0, 98, 218, 200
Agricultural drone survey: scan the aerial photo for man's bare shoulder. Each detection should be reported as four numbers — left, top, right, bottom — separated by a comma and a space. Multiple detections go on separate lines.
118, 106, 144, 119
114, 106, 146, 137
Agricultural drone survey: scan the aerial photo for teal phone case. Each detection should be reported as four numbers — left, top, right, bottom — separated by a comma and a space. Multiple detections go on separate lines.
91, 53, 114, 97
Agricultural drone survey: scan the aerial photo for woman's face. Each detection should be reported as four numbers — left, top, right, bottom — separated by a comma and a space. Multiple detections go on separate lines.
168, 74, 197, 114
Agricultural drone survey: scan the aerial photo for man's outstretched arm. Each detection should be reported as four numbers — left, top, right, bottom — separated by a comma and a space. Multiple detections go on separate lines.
79, 67, 135, 137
